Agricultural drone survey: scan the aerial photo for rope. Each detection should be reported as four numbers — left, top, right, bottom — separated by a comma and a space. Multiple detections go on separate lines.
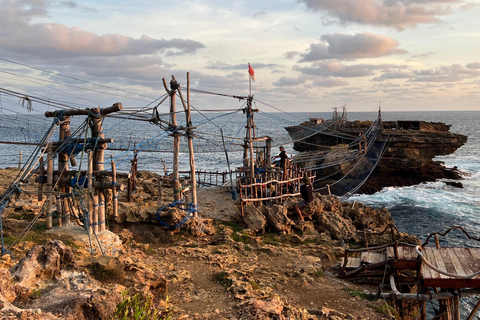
154, 200, 197, 230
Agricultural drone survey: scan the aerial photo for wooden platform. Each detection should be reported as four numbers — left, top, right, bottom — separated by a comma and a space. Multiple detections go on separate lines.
341, 251, 387, 269
387, 245, 419, 269
421, 247, 480, 288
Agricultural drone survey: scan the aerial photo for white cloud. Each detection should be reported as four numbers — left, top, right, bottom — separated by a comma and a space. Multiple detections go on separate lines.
297, 0, 473, 30
299, 32, 407, 62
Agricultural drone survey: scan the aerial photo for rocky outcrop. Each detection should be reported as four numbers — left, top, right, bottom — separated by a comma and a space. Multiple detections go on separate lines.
287, 119, 467, 195
10, 240, 76, 288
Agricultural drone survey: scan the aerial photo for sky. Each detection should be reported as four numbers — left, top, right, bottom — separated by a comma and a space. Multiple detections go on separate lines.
0, 0, 480, 114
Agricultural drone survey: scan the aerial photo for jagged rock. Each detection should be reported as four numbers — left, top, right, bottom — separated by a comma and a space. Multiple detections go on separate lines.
260, 204, 294, 234
10, 240, 76, 288
0, 269, 16, 303
24, 271, 121, 320
243, 204, 266, 232
116, 201, 158, 223
248, 297, 283, 316
186, 217, 215, 236
316, 211, 356, 240
342, 202, 393, 231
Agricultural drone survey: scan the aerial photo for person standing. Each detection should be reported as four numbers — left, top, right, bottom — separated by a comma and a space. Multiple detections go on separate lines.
295, 176, 314, 223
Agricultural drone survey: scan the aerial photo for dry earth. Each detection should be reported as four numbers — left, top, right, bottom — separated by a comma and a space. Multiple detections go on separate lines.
0, 168, 399, 319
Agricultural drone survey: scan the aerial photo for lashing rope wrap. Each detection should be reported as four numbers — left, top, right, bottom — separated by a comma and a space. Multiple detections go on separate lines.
155, 200, 197, 230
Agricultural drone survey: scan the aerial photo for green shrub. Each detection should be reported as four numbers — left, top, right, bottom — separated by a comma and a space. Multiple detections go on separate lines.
213, 272, 233, 287
111, 291, 172, 320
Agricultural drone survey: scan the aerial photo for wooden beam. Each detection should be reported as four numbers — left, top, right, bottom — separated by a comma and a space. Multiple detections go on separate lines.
44, 103, 123, 117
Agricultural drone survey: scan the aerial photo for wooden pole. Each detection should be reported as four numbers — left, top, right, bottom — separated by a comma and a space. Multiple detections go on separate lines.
165, 78, 182, 202
453, 293, 460, 320
18, 150, 22, 169
110, 155, 118, 218
466, 296, 480, 320
90, 108, 106, 232
38, 156, 44, 201
176, 73, 198, 216
87, 151, 94, 234
46, 146, 53, 229
57, 115, 71, 227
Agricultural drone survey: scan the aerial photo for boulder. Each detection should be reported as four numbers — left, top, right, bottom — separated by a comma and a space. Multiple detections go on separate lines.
260, 204, 294, 234
316, 211, 356, 240
243, 205, 266, 232
10, 240, 76, 288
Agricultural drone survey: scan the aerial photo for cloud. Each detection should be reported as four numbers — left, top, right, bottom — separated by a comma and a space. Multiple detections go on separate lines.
410, 64, 480, 82
371, 63, 480, 82
373, 71, 415, 81
297, 0, 470, 30
299, 32, 407, 62
466, 62, 480, 69
297, 61, 400, 77
273, 76, 307, 87
285, 51, 300, 59
0, 1, 204, 59
206, 62, 279, 70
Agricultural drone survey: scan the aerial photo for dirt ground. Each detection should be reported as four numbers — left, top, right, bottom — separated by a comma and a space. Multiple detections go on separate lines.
0, 168, 394, 319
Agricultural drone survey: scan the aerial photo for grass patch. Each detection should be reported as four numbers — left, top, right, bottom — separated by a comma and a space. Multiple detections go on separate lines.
262, 233, 280, 245
29, 289, 43, 300
249, 280, 261, 290
222, 221, 244, 232
89, 262, 124, 283
212, 272, 232, 288
314, 269, 324, 278
112, 290, 172, 320
372, 302, 400, 319
231, 231, 255, 245
144, 246, 156, 255
343, 288, 377, 301
63, 238, 81, 250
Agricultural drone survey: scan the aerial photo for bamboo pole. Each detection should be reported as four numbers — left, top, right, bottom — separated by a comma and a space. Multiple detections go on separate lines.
186, 73, 197, 215
466, 296, 480, 320
18, 151, 22, 169
38, 156, 44, 201
46, 146, 53, 229
110, 155, 118, 218
90, 108, 106, 232
87, 151, 94, 234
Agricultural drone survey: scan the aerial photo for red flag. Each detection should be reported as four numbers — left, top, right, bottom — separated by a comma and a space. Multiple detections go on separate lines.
248, 63, 256, 81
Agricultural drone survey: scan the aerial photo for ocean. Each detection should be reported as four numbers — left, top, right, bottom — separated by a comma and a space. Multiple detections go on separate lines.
1, 109, 479, 247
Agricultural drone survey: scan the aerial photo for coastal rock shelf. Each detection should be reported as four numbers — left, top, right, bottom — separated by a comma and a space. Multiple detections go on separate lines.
286, 119, 468, 195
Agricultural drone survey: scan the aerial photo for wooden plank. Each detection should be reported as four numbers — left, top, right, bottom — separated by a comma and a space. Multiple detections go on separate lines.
456, 248, 475, 278
447, 247, 467, 276
387, 247, 394, 259
430, 248, 442, 279
423, 248, 437, 279
347, 257, 361, 269
442, 248, 457, 275
465, 248, 480, 280
467, 248, 480, 277
432, 248, 449, 279
398, 246, 405, 260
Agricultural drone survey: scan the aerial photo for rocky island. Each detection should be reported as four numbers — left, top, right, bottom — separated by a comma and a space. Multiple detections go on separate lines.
286, 117, 467, 195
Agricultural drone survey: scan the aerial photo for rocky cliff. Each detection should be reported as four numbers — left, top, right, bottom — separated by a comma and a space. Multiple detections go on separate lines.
287, 120, 468, 195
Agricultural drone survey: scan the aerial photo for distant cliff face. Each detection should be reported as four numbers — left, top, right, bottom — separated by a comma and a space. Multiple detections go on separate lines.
286, 120, 468, 195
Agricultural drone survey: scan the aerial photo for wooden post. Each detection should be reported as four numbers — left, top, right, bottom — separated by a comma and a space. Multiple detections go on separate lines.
46, 146, 53, 229
175, 73, 198, 216
157, 178, 162, 206
164, 78, 182, 202
57, 115, 71, 227
327, 184, 331, 196
87, 151, 94, 234
454, 293, 460, 320
435, 233, 441, 249
89, 108, 106, 232
18, 150, 22, 169
38, 156, 44, 201
110, 155, 118, 218
466, 296, 480, 320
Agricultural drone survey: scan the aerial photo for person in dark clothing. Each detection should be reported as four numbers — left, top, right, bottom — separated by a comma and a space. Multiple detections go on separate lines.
278, 146, 288, 168
295, 176, 314, 223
